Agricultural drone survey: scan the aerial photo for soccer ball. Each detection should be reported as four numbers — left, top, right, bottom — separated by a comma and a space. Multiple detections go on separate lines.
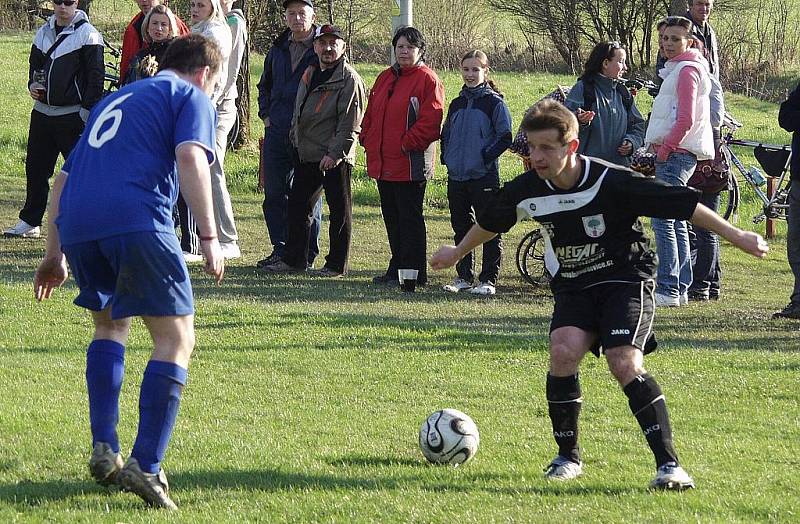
419, 409, 480, 466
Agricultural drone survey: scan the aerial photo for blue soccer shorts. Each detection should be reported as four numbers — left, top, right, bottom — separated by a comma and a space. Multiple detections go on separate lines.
62, 231, 194, 319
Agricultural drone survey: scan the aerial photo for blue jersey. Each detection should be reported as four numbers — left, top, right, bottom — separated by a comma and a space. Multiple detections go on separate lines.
57, 71, 216, 245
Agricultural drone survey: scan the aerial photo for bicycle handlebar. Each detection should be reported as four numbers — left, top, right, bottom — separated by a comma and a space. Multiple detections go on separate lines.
723, 111, 743, 131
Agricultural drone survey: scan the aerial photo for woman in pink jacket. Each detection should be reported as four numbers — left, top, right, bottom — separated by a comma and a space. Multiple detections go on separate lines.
360, 26, 444, 286
645, 16, 714, 307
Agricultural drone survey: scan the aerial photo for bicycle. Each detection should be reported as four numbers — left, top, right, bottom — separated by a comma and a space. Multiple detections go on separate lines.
717, 112, 792, 224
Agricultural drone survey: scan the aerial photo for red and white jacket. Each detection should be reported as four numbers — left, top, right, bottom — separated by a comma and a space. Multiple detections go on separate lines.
360, 62, 444, 182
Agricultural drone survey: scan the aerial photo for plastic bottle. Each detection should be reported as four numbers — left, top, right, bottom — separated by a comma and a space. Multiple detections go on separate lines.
748, 166, 766, 186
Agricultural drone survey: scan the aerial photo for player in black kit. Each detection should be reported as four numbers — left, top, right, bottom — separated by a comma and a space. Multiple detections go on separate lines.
430, 99, 768, 490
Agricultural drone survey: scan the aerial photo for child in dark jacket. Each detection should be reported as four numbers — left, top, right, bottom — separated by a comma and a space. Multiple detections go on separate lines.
441, 50, 512, 295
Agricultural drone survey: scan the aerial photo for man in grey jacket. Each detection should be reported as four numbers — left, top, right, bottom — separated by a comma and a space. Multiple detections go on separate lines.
262, 25, 366, 277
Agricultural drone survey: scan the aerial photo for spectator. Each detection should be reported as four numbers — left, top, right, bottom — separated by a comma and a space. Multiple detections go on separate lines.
119, 0, 189, 85
564, 41, 645, 166
123, 4, 179, 84
655, 16, 726, 303
440, 49, 512, 295
222, 0, 247, 108
772, 81, 800, 319
256, 0, 322, 270
262, 25, 366, 277
684, 0, 725, 302
4, 0, 104, 239
645, 16, 715, 307
360, 26, 444, 286
191, 0, 241, 259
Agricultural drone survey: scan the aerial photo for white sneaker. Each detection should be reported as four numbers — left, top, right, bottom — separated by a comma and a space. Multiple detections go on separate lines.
650, 462, 695, 490
470, 282, 496, 295
679, 293, 688, 306
219, 242, 241, 259
183, 251, 203, 263
442, 278, 472, 293
543, 456, 583, 481
3, 220, 40, 238
655, 293, 680, 307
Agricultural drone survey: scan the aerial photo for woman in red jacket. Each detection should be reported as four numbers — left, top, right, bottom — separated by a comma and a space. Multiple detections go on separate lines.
360, 26, 444, 286
119, 0, 189, 84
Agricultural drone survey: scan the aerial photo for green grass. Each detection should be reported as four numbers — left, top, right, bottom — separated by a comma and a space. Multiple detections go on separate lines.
1, 33, 799, 522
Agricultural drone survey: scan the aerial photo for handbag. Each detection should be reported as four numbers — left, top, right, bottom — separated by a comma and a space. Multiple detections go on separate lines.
510, 86, 570, 157
688, 149, 729, 193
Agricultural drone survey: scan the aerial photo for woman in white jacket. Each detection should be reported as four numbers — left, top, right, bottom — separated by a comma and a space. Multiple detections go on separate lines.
645, 16, 714, 307
190, 0, 241, 258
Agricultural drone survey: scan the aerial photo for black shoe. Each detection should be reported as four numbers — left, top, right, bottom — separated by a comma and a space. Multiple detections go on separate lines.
772, 303, 800, 319
256, 252, 282, 268
687, 292, 709, 302
372, 274, 398, 285
261, 260, 306, 273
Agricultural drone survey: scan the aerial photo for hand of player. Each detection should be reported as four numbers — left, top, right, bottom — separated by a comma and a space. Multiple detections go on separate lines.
575, 108, 595, 125
263, 116, 271, 128
735, 230, 769, 258
430, 245, 461, 270
319, 155, 341, 172
617, 140, 633, 156
34, 254, 68, 301
200, 238, 225, 284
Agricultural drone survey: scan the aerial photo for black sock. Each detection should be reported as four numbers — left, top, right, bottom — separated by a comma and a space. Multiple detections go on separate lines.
546, 373, 582, 464
623, 373, 679, 468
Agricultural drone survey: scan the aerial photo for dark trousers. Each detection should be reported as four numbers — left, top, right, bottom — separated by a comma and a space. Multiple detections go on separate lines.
284, 160, 352, 273
447, 177, 502, 285
377, 180, 427, 284
689, 191, 722, 297
20, 110, 84, 226
788, 183, 800, 304
261, 128, 321, 263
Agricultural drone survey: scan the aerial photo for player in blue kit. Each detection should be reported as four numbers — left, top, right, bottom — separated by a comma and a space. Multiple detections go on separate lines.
33, 34, 224, 510
431, 100, 768, 490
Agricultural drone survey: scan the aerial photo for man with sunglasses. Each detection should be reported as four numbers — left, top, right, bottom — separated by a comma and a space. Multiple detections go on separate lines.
3, 0, 104, 239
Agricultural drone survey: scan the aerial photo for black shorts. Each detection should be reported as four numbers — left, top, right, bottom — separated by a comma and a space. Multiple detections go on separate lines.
550, 279, 658, 357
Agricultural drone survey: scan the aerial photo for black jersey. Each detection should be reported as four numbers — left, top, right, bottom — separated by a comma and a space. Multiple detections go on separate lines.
478, 156, 701, 293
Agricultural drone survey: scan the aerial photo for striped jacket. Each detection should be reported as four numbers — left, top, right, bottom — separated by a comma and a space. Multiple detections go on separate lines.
30, 10, 104, 117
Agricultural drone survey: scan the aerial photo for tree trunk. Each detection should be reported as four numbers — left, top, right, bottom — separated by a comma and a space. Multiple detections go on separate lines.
669, 0, 687, 15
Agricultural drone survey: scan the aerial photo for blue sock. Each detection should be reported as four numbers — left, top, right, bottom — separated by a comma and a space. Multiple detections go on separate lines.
86, 340, 126, 453
131, 360, 188, 474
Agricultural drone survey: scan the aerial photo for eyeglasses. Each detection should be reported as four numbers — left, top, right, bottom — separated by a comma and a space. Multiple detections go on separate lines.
53, 0, 77, 5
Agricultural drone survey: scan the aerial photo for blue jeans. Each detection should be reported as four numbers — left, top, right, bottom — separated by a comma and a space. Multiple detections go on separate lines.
652, 152, 696, 298
689, 191, 722, 297
261, 128, 321, 263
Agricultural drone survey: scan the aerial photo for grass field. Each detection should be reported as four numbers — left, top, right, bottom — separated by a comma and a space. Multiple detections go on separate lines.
1, 33, 799, 522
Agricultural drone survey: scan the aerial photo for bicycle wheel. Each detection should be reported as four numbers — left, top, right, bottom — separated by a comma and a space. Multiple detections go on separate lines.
719, 170, 740, 222
515, 228, 550, 286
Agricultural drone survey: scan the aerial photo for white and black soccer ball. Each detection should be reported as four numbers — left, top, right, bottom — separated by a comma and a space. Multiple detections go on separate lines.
419, 408, 480, 466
